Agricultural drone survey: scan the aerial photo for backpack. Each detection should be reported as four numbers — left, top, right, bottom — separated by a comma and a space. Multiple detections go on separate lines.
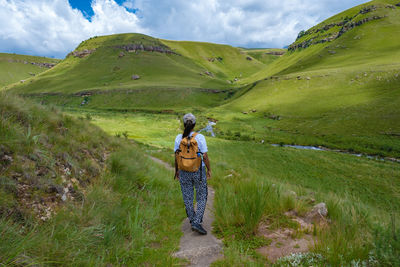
177, 133, 202, 172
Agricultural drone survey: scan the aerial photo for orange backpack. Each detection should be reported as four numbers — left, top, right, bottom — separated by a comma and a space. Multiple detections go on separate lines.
177, 133, 202, 172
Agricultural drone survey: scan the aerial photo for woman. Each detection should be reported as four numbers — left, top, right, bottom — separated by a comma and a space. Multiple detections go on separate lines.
174, 113, 211, 235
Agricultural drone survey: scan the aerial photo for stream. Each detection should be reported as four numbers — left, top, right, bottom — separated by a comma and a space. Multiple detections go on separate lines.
271, 144, 400, 163
199, 121, 399, 164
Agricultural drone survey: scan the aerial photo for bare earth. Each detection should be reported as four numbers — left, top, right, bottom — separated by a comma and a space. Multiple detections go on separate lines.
256, 212, 317, 262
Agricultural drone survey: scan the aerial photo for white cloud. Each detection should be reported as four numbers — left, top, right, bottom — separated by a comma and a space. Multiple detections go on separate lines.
0, 0, 146, 58
0, 0, 368, 58
134, 0, 368, 48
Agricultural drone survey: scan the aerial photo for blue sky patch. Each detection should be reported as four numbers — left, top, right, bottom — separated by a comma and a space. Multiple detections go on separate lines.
68, 0, 136, 20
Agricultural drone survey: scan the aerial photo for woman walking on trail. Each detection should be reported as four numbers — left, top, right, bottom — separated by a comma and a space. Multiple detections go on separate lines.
174, 113, 211, 235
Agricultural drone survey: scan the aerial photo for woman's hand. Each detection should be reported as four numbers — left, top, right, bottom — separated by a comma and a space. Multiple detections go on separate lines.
174, 172, 180, 180
206, 169, 212, 180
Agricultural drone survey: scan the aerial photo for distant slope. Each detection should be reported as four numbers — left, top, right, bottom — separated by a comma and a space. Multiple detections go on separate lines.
10, 33, 278, 111
238, 48, 286, 65
241, 0, 400, 83
0, 53, 60, 88
219, 0, 400, 157
160, 40, 267, 81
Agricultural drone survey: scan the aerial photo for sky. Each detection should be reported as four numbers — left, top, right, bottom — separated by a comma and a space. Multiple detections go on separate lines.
0, 0, 368, 58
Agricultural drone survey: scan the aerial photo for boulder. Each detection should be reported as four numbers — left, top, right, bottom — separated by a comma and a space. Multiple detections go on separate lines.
131, 74, 140, 80
246, 56, 253, 61
305, 202, 328, 223
204, 71, 213, 77
119, 52, 125, 58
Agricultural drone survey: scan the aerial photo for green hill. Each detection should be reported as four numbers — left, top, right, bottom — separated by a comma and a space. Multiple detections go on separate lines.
219, 0, 400, 157
0, 53, 60, 88
10, 34, 274, 111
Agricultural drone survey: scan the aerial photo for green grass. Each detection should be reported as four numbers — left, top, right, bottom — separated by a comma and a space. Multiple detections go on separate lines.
0, 53, 60, 88
63, 109, 399, 265
0, 92, 185, 265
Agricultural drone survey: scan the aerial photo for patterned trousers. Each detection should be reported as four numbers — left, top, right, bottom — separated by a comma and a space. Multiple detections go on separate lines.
179, 167, 208, 225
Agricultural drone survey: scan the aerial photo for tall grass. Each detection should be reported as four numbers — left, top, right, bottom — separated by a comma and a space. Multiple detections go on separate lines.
214, 179, 269, 236
0, 93, 185, 265
0, 148, 185, 265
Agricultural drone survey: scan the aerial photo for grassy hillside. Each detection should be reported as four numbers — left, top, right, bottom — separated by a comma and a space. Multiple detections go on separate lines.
241, 0, 400, 82
0, 92, 184, 265
10, 33, 277, 111
0, 53, 60, 88
219, 0, 400, 158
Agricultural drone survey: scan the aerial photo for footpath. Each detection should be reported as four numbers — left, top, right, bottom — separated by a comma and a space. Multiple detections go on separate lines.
149, 156, 223, 266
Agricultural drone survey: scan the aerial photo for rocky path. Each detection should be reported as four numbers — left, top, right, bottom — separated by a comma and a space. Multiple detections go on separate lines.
173, 187, 223, 266
149, 155, 223, 266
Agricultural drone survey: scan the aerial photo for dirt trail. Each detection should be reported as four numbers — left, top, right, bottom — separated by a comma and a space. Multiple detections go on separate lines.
149, 156, 223, 266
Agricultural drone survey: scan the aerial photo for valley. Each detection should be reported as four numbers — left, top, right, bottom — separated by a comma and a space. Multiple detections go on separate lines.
1, 0, 400, 266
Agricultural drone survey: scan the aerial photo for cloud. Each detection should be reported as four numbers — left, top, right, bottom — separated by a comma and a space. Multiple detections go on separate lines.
0, 0, 368, 58
134, 0, 368, 48
0, 0, 146, 58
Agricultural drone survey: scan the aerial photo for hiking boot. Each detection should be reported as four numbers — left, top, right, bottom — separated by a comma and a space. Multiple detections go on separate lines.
191, 223, 207, 235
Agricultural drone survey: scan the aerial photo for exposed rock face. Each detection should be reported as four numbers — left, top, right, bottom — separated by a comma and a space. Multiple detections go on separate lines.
131, 74, 140, 80
337, 16, 385, 38
359, 5, 377, 14
5, 59, 56, 68
69, 49, 96, 58
113, 44, 179, 55
31, 62, 57, 68
288, 5, 385, 51
265, 51, 286, 56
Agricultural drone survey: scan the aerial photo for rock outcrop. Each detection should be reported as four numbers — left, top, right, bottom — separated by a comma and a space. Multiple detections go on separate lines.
265, 51, 286, 56
69, 49, 96, 58
288, 5, 385, 51
113, 44, 179, 55
131, 74, 140, 80
5, 59, 56, 68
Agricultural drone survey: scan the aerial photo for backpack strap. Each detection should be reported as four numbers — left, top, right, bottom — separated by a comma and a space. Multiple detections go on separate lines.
191, 132, 204, 178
